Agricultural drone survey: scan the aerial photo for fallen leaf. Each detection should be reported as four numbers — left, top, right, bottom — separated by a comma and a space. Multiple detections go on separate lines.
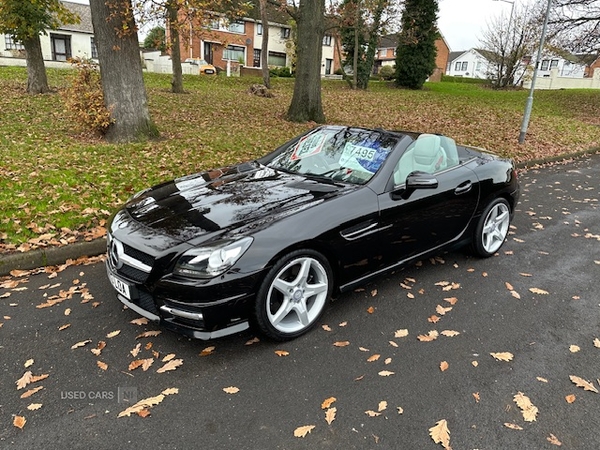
565, 394, 576, 403
429, 419, 451, 449
358, 347, 370, 352
444, 297, 458, 305
333, 341, 350, 347
384, 357, 392, 365
321, 397, 336, 409
97, 361, 108, 371
71, 339, 92, 350
365, 410, 381, 417
417, 330, 439, 342
275, 350, 289, 357
504, 422, 523, 430
64, 308, 71, 316
569, 345, 580, 353
472, 361, 479, 367
394, 329, 409, 338
389, 340, 398, 347
440, 361, 449, 372
529, 287, 549, 295
157, 359, 183, 373
118, 394, 167, 417
547, 433, 562, 446
293, 425, 315, 438
16, 371, 33, 390
490, 352, 514, 362
536, 377, 548, 383
136, 330, 161, 339
505, 282, 514, 290
161, 388, 178, 396
519, 273, 532, 277
130, 343, 141, 357
106, 330, 121, 338
27, 403, 42, 411
13, 415, 26, 430
473, 392, 480, 403
397, 406, 404, 414
137, 409, 151, 418
20, 386, 44, 399
325, 407, 336, 425
510, 290, 521, 299
339, 321, 347, 327
24, 359, 34, 368
378, 401, 387, 412
367, 354, 381, 362
162, 353, 176, 362
378, 370, 394, 377
569, 375, 599, 393
245, 337, 260, 345
322, 324, 332, 332
514, 392, 538, 422
428, 315, 441, 323
441, 330, 460, 337
223, 386, 240, 394
594, 338, 600, 348
130, 317, 149, 325
436, 305, 452, 315
199, 346, 215, 356
371, 289, 377, 297
58, 324, 71, 331
367, 306, 375, 314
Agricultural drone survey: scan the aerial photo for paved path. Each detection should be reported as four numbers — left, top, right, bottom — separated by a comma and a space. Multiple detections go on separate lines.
1, 154, 599, 449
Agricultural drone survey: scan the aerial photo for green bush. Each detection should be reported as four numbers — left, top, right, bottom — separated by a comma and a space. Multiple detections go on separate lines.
441, 74, 488, 84
269, 67, 293, 78
379, 65, 395, 80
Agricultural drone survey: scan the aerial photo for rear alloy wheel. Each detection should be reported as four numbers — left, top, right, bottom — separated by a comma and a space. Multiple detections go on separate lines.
254, 250, 332, 341
473, 198, 511, 257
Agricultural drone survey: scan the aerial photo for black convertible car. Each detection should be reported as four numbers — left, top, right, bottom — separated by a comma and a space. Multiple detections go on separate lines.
106, 126, 519, 341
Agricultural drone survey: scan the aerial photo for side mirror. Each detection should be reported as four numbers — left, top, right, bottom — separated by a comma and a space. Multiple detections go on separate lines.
405, 171, 439, 189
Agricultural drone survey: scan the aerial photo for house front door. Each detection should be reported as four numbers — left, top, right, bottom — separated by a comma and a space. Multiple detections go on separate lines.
203, 42, 213, 64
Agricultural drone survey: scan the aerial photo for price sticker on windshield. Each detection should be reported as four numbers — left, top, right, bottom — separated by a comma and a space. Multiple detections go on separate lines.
291, 133, 327, 160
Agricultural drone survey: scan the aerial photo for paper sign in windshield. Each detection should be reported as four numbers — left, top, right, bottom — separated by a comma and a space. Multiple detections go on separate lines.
340, 142, 387, 173
291, 133, 326, 160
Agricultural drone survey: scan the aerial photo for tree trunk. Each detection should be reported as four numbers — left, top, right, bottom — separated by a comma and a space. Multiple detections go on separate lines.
89, 0, 158, 142
259, 0, 270, 88
168, 3, 184, 93
22, 35, 49, 94
286, 0, 325, 123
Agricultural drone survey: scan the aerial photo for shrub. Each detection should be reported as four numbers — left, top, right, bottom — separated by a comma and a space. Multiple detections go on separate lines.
269, 66, 292, 78
379, 65, 395, 80
62, 58, 113, 135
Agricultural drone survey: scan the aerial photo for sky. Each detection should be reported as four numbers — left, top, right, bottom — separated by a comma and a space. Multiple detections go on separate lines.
69, 0, 518, 52
437, 0, 518, 52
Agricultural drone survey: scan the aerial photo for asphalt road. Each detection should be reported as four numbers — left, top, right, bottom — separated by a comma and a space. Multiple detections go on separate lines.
1, 154, 599, 449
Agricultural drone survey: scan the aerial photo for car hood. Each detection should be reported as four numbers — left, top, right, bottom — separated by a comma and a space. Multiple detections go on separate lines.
124, 162, 348, 244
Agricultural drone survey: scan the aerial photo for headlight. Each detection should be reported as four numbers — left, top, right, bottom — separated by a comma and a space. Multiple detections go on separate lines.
174, 237, 253, 279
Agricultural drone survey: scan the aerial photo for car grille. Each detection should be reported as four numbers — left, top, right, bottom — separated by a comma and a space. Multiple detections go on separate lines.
107, 234, 154, 283
137, 290, 160, 316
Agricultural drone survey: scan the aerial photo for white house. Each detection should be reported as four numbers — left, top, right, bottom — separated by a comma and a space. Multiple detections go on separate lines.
446, 49, 494, 79
0, 1, 96, 65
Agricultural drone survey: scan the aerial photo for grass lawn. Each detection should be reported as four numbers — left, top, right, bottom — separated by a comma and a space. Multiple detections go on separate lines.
1, 66, 599, 252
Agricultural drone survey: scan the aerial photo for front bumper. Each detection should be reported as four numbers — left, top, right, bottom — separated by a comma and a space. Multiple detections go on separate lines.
106, 234, 262, 340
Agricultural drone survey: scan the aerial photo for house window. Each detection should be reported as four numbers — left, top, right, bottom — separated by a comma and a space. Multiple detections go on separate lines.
325, 58, 333, 75
208, 19, 220, 30
475, 61, 482, 71
90, 37, 98, 59
223, 45, 245, 62
5, 35, 24, 50
541, 59, 549, 70
51, 33, 71, 61
550, 59, 559, 69
268, 51, 286, 67
379, 49, 386, 58
455, 61, 468, 71
257, 23, 263, 35
323, 35, 332, 46
227, 21, 245, 34
281, 27, 290, 39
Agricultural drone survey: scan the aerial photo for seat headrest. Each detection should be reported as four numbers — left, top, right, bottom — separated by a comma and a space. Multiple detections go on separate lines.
413, 134, 441, 165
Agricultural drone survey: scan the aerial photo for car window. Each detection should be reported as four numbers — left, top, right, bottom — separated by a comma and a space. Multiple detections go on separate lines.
392, 134, 459, 186
268, 127, 398, 185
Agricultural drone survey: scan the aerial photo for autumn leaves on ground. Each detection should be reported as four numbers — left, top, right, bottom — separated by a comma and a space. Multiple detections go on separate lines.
1, 65, 599, 252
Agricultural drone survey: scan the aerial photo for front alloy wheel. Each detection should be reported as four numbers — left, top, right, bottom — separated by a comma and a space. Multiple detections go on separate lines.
473, 198, 511, 257
254, 250, 332, 341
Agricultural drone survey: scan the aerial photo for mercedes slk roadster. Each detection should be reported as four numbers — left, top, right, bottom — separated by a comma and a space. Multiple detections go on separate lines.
106, 126, 519, 341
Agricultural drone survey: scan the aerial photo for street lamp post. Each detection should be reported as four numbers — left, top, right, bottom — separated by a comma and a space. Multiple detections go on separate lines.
518, 0, 552, 144
493, 0, 515, 86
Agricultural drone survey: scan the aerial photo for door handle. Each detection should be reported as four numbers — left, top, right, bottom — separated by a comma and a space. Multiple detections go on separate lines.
454, 181, 472, 195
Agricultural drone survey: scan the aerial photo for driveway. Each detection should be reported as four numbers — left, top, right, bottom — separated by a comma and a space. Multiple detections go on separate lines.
1, 154, 599, 449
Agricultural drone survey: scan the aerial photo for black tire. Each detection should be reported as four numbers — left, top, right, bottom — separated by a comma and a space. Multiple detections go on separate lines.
253, 249, 332, 341
472, 197, 511, 257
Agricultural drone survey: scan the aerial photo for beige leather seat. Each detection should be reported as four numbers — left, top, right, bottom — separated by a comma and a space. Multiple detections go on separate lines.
394, 134, 447, 186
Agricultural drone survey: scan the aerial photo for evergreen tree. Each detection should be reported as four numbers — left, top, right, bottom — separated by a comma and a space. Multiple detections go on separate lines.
395, 0, 438, 89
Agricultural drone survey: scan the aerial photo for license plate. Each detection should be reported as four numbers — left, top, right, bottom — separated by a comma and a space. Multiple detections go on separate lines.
108, 272, 131, 300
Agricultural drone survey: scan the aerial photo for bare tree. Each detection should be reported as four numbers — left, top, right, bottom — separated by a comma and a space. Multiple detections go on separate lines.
479, 3, 539, 88
547, 0, 599, 54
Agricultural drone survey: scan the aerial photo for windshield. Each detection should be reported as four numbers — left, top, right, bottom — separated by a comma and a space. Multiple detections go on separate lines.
267, 127, 398, 185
